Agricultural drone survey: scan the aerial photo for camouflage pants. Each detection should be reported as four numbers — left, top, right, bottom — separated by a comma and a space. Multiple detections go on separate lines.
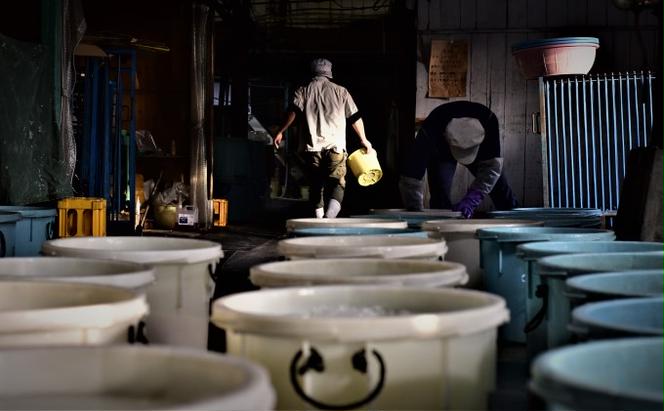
304, 149, 347, 210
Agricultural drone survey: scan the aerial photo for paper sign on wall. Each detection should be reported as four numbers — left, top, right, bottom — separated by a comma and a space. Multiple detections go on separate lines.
428, 39, 468, 98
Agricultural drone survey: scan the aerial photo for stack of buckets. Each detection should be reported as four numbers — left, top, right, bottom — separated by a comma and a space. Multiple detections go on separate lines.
0, 204, 276, 410
475, 207, 663, 410
211, 215, 518, 410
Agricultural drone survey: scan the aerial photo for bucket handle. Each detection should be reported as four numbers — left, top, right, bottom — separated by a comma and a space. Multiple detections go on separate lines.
0, 231, 5, 257
45, 221, 55, 240
289, 346, 386, 410
524, 284, 548, 333
127, 321, 149, 344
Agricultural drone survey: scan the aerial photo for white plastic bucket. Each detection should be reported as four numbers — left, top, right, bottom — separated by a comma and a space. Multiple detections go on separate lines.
212, 285, 509, 410
0, 281, 148, 347
250, 258, 468, 288
286, 218, 407, 232
0, 257, 155, 291
530, 337, 663, 411
278, 235, 447, 260
367, 209, 462, 228
42, 237, 224, 348
0, 345, 276, 410
422, 219, 543, 288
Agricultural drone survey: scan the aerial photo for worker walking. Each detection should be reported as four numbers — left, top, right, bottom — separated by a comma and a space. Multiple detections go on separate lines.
274, 58, 374, 218
399, 101, 518, 218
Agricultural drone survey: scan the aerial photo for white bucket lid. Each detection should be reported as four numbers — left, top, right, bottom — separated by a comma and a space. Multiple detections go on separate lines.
422, 218, 543, 235
278, 235, 447, 259
42, 237, 223, 265
0, 345, 276, 411
250, 258, 468, 288
0, 257, 155, 290
286, 218, 408, 232
0, 281, 148, 333
212, 285, 509, 342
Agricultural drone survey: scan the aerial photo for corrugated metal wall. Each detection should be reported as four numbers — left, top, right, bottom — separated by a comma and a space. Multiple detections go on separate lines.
413, 0, 659, 208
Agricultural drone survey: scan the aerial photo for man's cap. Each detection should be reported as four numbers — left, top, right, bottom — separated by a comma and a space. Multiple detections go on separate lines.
444, 117, 485, 165
311, 58, 333, 78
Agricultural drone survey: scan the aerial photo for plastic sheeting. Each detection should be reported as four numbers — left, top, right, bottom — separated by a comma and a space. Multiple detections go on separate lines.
59, 0, 86, 185
190, 2, 213, 227
0, 34, 71, 204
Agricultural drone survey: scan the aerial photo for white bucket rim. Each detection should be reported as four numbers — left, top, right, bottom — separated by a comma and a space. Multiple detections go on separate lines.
0, 345, 276, 411
0, 257, 155, 290
250, 258, 468, 287
278, 235, 447, 259
286, 218, 408, 231
0, 280, 148, 332
422, 218, 543, 234
42, 237, 223, 265
370, 208, 462, 218
211, 285, 509, 342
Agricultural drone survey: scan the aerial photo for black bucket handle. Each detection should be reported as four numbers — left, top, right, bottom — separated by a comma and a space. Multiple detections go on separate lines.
524, 284, 548, 333
289, 346, 386, 410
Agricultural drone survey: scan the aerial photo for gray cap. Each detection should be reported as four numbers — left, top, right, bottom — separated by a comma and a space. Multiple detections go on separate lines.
444, 117, 485, 165
311, 58, 333, 78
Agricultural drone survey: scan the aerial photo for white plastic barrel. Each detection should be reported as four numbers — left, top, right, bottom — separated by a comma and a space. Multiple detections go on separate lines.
278, 235, 447, 260
0, 281, 148, 347
422, 219, 543, 288
0, 257, 155, 291
42, 237, 223, 348
286, 218, 408, 232
250, 258, 468, 288
212, 285, 509, 410
0, 346, 276, 410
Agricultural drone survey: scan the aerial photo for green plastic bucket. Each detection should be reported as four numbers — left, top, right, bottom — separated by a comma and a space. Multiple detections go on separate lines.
0, 212, 20, 257
566, 270, 663, 301
475, 227, 615, 343
0, 206, 57, 256
571, 297, 663, 340
536, 251, 664, 350
518, 241, 663, 359
530, 337, 663, 411
488, 207, 602, 228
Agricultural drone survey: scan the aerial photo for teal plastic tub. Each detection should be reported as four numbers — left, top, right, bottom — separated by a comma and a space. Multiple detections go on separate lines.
536, 251, 664, 350
571, 297, 663, 340
530, 337, 663, 411
475, 227, 615, 343
518, 241, 663, 359
359, 209, 461, 228
0, 206, 57, 256
488, 207, 602, 228
566, 270, 663, 301
0, 212, 20, 257
290, 227, 428, 238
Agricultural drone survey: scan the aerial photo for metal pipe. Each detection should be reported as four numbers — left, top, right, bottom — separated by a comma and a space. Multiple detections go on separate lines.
640, 71, 649, 146
553, 80, 562, 208
618, 72, 627, 179
610, 73, 620, 209
581, 76, 590, 208
647, 71, 654, 138
633, 71, 642, 147
596, 74, 606, 211
589, 75, 598, 208
567, 78, 576, 207
545, 80, 555, 208
625, 72, 634, 151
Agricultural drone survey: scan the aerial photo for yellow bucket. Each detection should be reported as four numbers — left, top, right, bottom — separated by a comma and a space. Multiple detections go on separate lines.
348, 149, 383, 186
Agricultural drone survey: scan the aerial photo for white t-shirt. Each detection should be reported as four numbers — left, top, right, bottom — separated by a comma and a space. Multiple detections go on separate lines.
293, 76, 358, 152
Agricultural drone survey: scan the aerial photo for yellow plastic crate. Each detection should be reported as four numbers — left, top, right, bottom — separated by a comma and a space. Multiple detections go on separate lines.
211, 199, 228, 227
57, 197, 107, 237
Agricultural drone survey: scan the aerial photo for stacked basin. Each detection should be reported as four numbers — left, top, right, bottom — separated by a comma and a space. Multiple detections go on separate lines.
362, 208, 461, 228
0, 212, 20, 257
488, 207, 602, 228
475, 227, 615, 342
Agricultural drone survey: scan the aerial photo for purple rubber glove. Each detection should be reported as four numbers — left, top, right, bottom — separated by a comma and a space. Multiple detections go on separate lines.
452, 188, 485, 219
